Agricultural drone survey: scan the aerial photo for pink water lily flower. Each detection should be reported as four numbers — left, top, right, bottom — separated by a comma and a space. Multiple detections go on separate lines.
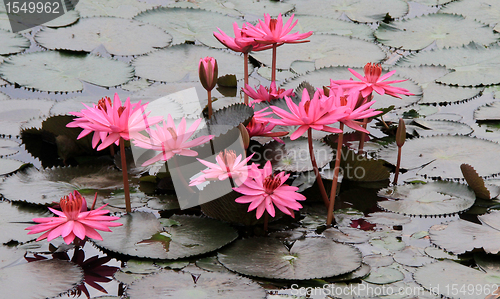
26, 191, 122, 244
243, 81, 295, 105
234, 161, 306, 219
214, 23, 273, 53
190, 150, 256, 186
67, 93, 162, 151
267, 89, 348, 140
330, 63, 414, 99
133, 115, 214, 166
246, 117, 288, 144
243, 13, 313, 46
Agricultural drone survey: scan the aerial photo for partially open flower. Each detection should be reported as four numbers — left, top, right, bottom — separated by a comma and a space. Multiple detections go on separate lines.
199, 57, 218, 91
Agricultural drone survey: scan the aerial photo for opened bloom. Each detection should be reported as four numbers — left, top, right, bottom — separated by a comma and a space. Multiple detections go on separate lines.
214, 23, 273, 53
26, 191, 122, 244
243, 82, 295, 105
243, 13, 313, 46
330, 63, 414, 99
133, 115, 214, 166
267, 89, 348, 140
246, 117, 288, 143
67, 93, 162, 151
190, 150, 256, 186
234, 161, 306, 219
199, 57, 218, 91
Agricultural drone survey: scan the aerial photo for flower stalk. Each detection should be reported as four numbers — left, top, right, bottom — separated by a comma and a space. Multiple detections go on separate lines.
308, 128, 329, 207
119, 138, 131, 213
393, 118, 406, 185
327, 123, 344, 226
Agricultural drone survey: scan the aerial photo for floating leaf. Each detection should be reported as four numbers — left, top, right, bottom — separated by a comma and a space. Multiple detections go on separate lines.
0, 259, 84, 299
363, 267, 404, 285
370, 236, 406, 252
338, 148, 390, 182
251, 35, 387, 71
363, 255, 394, 267
75, 0, 156, 18
0, 158, 24, 175
94, 212, 238, 259
0, 51, 133, 92
121, 259, 160, 274
44, 10, 80, 27
423, 246, 459, 261
292, 15, 375, 41
288, 0, 409, 23
35, 17, 172, 56
326, 263, 371, 282
414, 260, 500, 299
132, 44, 251, 83
194, 103, 254, 139
474, 253, 500, 275
0, 166, 124, 205
0, 29, 29, 54
127, 270, 267, 299
375, 14, 497, 50
397, 42, 500, 87
222, 0, 294, 17
440, 0, 500, 32
377, 181, 476, 216
218, 237, 362, 280
475, 101, 500, 121
377, 135, 500, 179
0, 139, 19, 157
323, 227, 370, 244
393, 246, 434, 267
281, 67, 421, 109
196, 256, 230, 273
0, 201, 52, 244
134, 7, 243, 48
365, 212, 411, 226
0, 99, 54, 122
408, 119, 473, 137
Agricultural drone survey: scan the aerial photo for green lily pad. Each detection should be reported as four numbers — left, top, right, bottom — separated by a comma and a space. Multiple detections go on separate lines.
75, 0, 156, 18
146, 195, 180, 211
281, 67, 421, 110
397, 42, 500, 87
475, 101, 500, 121
323, 227, 370, 244
221, 0, 295, 17
0, 99, 54, 122
338, 148, 390, 182
363, 255, 394, 267
0, 29, 29, 54
218, 237, 362, 280
326, 263, 371, 282
194, 103, 254, 139
423, 246, 459, 261
375, 14, 498, 50
35, 17, 172, 56
0, 51, 133, 92
195, 256, 230, 273
103, 190, 150, 209
429, 216, 500, 254
44, 9, 80, 27
134, 7, 242, 48
414, 260, 500, 299
292, 15, 375, 41
440, 0, 500, 32
288, 0, 409, 23
132, 44, 251, 83
377, 182, 476, 216
393, 246, 434, 267
251, 35, 387, 71
365, 212, 411, 226
377, 135, 500, 179
94, 212, 238, 260
408, 119, 473, 137
0, 201, 52, 244
363, 267, 405, 285
121, 259, 161, 274
156, 259, 190, 270
474, 253, 500, 275
121, 78, 152, 92
0, 139, 19, 157
0, 258, 84, 299
0, 166, 124, 205
0, 158, 24, 175
127, 270, 267, 299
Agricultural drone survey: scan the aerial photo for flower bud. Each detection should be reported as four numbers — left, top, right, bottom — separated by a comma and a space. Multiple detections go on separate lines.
396, 118, 406, 147
199, 57, 218, 91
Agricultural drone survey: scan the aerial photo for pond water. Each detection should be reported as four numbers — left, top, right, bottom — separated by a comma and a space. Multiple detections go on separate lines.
1, 0, 500, 299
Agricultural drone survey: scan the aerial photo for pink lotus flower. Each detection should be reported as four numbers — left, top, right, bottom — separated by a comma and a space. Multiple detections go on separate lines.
243, 13, 313, 46
26, 191, 122, 244
330, 63, 414, 99
67, 93, 162, 151
189, 150, 256, 186
267, 89, 349, 140
214, 23, 273, 53
330, 87, 382, 133
243, 82, 295, 105
246, 117, 288, 143
233, 161, 306, 219
133, 115, 214, 166
199, 57, 218, 91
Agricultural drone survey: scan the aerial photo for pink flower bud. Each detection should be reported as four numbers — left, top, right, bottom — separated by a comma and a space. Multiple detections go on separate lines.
199, 56, 218, 91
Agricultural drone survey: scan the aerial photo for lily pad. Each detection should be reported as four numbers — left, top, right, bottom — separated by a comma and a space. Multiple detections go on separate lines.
0, 99, 54, 122
377, 135, 500, 179
326, 263, 371, 282
134, 7, 243, 48
393, 246, 434, 267
365, 212, 411, 226
75, 0, 156, 18
218, 237, 362, 280
281, 67, 421, 110
127, 270, 267, 299
94, 212, 238, 260
132, 44, 251, 83
370, 236, 406, 252
0, 139, 19, 157
338, 148, 390, 182
251, 35, 387, 71
323, 227, 370, 244
44, 9, 80, 27
288, 0, 409, 23
414, 260, 500, 299
35, 17, 172, 56
397, 42, 500, 87
375, 14, 498, 50
475, 101, 500, 121
0, 29, 29, 54
0, 201, 52, 244
194, 103, 254, 139
0, 51, 134, 92
423, 246, 459, 261
363, 267, 405, 285
195, 256, 230, 273
292, 15, 375, 41
0, 258, 84, 299
0, 158, 25, 175
363, 255, 394, 267
440, 0, 500, 32
408, 119, 473, 137
0, 166, 124, 205
377, 182, 476, 216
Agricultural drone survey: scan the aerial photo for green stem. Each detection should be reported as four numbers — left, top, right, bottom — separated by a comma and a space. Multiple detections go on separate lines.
120, 138, 132, 213
244, 52, 249, 105
271, 43, 277, 83
327, 123, 344, 226
308, 128, 329, 207
358, 119, 367, 154
393, 146, 402, 185
208, 90, 212, 119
